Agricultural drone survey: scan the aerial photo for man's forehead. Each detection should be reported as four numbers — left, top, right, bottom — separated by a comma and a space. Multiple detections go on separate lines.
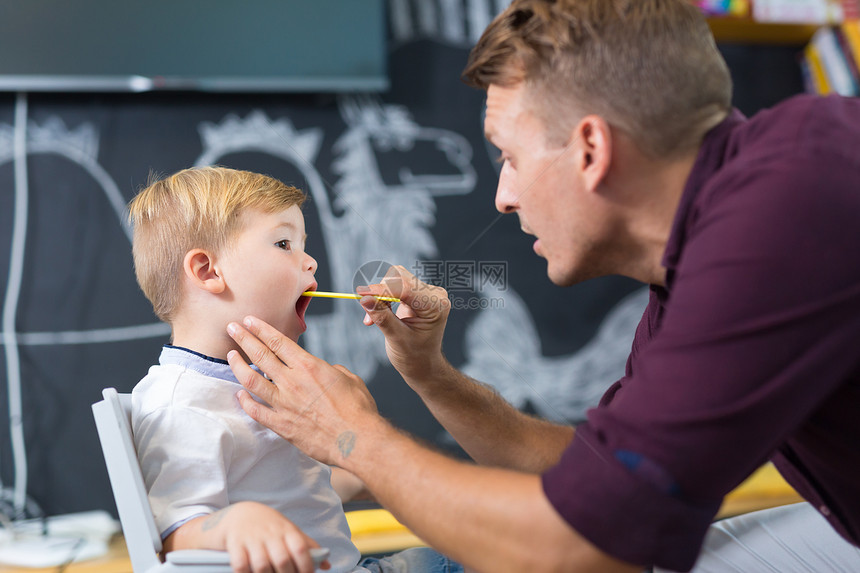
484, 83, 528, 138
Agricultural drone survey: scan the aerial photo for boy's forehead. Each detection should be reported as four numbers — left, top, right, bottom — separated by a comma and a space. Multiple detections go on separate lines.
239, 204, 306, 233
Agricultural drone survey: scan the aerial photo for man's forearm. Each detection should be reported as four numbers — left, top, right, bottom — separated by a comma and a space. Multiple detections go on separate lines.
400, 358, 574, 472
338, 418, 638, 573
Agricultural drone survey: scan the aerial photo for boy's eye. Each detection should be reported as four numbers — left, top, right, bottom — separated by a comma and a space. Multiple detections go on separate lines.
275, 240, 292, 251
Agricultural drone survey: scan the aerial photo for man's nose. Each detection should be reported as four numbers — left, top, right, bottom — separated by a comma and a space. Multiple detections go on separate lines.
494, 164, 518, 214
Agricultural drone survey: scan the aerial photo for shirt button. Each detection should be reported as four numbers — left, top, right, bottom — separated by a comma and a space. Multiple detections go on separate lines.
820, 505, 831, 516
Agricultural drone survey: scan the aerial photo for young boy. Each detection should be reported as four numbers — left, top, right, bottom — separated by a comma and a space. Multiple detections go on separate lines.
127, 166, 352, 572
128, 167, 462, 573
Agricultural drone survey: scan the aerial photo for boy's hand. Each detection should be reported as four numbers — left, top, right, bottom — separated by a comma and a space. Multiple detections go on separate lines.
227, 318, 380, 466
356, 265, 452, 385
166, 502, 329, 573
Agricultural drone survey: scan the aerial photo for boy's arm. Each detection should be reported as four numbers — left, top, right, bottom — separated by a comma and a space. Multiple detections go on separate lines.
329, 466, 373, 503
164, 501, 328, 573
135, 399, 327, 573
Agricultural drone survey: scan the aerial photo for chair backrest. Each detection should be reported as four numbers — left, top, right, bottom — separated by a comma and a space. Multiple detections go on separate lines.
93, 388, 323, 572
92, 388, 165, 572
93, 388, 238, 572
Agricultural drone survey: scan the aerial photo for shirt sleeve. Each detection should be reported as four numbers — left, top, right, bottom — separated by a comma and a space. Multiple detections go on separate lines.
543, 156, 860, 570
134, 403, 236, 537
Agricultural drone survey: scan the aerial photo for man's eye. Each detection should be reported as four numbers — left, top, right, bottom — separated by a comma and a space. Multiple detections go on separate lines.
275, 240, 291, 251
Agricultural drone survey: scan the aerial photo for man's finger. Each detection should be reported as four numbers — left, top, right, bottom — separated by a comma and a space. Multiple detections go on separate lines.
236, 389, 276, 428
229, 316, 300, 371
331, 364, 351, 375
356, 264, 412, 300
359, 296, 406, 335
244, 316, 300, 359
226, 347, 278, 404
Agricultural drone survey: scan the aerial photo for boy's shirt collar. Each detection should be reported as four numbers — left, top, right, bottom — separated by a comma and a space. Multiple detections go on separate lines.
160, 344, 240, 383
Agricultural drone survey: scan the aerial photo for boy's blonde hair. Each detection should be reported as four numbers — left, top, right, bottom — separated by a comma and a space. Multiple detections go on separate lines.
462, 0, 733, 158
128, 166, 306, 322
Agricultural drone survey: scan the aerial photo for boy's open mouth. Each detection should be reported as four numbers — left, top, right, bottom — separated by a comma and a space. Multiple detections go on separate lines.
295, 296, 312, 330
295, 284, 317, 331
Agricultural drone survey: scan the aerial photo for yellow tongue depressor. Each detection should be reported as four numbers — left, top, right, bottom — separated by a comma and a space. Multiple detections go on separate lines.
302, 291, 400, 303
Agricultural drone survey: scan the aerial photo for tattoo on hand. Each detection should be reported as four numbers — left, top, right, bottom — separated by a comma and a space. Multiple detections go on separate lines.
337, 431, 356, 458
201, 507, 231, 532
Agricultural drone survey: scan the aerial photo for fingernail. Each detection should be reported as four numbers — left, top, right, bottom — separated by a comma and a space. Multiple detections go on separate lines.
226, 350, 236, 360
355, 285, 370, 294
227, 323, 238, 336
243, 316, 255, 327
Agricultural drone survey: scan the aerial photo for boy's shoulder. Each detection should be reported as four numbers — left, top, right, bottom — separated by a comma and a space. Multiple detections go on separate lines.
132, 363, 242, 417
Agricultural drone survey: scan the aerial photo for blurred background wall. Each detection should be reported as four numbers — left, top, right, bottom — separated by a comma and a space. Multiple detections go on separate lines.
0, 0, 804, 520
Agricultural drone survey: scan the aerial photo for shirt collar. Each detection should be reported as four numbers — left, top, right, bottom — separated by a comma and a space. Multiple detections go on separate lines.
662, 109, 747, 281
159, 345, 240, 384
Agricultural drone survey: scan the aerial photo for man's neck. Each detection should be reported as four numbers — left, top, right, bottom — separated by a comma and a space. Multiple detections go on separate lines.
606, 135, 700, 287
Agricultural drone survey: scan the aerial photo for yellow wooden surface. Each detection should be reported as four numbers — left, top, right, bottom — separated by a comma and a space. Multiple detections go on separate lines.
0, 534, 132, 573
346, 509, 424, 555
719, 463, 802, 517
0, 465, 801, 572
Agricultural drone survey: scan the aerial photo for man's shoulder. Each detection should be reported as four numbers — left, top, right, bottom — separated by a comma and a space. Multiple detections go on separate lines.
695, 95, 860, 214
732, 94, 860, 161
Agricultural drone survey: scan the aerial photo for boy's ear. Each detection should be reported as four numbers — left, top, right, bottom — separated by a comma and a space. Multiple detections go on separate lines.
183, 249, 226, 294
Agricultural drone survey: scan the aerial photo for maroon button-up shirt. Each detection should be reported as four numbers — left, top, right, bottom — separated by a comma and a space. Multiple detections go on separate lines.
542, 94, 860, 571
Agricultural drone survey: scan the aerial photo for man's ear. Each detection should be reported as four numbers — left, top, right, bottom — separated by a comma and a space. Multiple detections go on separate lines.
183, 249, 226, 294
574, 114, 612, 192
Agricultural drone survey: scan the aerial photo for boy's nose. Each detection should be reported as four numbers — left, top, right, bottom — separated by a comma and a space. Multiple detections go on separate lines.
306, 254, 318, 273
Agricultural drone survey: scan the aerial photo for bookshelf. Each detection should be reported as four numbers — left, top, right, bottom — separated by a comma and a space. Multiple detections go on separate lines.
696, 2, 860, 95
707, 17, 820, 44
801, 21, 860, 94
700, 1, 857, 44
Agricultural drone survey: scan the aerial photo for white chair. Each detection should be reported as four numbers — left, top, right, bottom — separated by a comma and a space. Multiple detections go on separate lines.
92, 387, 327, 572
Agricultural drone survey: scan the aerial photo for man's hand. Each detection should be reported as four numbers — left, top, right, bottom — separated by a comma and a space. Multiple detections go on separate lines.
226, 316, 379, 466
357, 265, 451, 385
165, 502, 328, 573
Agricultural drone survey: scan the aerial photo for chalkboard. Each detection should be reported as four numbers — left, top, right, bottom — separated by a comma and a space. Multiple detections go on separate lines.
0, 0, 804, 520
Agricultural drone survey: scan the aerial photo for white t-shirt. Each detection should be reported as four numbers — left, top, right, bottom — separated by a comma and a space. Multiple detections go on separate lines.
132, 346, 361, 573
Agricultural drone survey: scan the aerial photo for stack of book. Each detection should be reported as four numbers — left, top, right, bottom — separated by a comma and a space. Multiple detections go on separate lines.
696, 0, 848, 22
695, 0, 751, 17
753, 0, 847, 24
801, 20, 860, 95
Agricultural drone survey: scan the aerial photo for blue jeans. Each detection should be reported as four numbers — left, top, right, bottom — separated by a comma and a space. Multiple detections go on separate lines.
358, 547, 464, 573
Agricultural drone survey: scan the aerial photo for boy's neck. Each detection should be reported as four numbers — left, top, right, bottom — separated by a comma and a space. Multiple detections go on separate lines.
170, 316, 236, 362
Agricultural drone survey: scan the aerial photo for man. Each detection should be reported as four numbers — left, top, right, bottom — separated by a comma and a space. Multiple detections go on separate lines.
226, 0, 860, 571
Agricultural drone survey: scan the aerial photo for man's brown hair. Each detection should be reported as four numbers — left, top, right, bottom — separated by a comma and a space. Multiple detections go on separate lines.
463, 0, 732, 157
